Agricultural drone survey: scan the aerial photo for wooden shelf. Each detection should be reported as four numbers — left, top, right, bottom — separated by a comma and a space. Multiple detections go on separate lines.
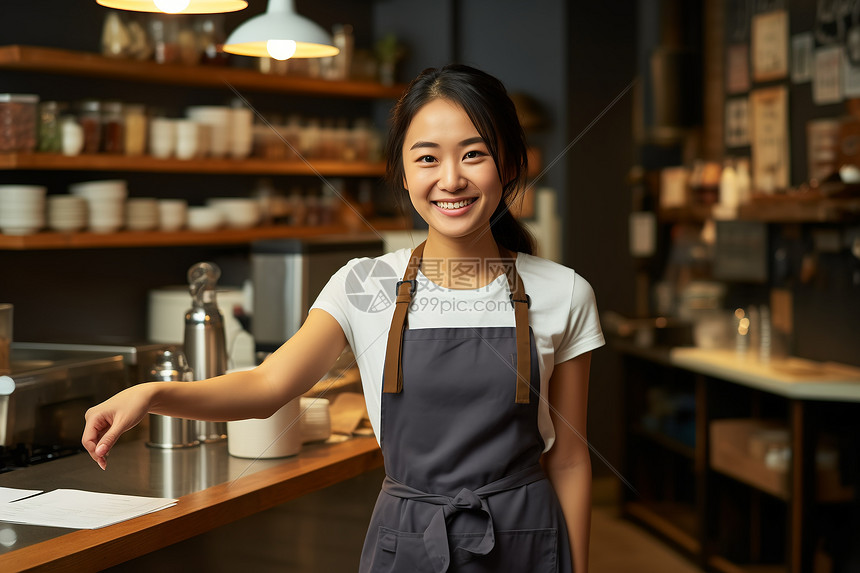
658, 195, 860, 224
0, 219, 411, 250
0, 152, 387, 176
623, 500, 700, 556
708, 555, 786, 573
738, 194, 860, 223
0, 45, 406, 99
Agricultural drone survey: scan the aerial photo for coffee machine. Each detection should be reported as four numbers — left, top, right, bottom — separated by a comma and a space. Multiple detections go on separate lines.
251, 235, 383, 355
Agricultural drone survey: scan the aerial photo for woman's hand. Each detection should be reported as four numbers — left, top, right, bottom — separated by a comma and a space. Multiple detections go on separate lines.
82, 384, 153, 470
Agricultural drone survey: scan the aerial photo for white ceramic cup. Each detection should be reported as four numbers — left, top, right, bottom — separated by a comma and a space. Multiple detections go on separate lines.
149, 118, 175, 159
158, 198, 188, 231
227, 395, 303, 459
174, 120, 199, 160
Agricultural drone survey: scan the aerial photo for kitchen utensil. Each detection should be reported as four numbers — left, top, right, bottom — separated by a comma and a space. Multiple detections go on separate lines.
184, 262, 228, 443
146, 349, 198, 449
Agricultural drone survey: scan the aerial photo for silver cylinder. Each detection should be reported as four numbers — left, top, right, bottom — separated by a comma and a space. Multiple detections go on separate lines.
147, 413, 198, 449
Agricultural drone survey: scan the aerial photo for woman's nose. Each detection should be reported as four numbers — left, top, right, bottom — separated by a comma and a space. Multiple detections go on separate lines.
438, 162, 466, 192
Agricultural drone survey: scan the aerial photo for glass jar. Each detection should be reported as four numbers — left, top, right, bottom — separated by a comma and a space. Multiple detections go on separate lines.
0, 94, 38, 152
102, 101, 124, 154
123, 104, 147, 156
78, 99, 102, 154
38, 101, 62, 153
197, 14, 229, 66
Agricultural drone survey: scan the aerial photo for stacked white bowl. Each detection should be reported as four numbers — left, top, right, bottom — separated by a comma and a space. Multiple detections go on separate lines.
126, 197, 159, 231
0, 185, 46, 235
206, 197, 260, 229
158, 199, 187, 231
70, 180, 127, 233
47, 195, 88, 232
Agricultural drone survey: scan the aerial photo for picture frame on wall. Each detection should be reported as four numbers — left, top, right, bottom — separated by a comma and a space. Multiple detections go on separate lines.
751, 10, 788, 82
814, 45, 843, 105
750, 86, 789, 193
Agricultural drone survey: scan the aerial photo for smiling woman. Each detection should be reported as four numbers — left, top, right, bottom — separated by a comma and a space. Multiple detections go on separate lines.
81, 64, 604, 573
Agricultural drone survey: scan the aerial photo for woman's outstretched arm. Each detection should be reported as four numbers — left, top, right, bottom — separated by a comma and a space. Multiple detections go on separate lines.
82, 309, 347, 469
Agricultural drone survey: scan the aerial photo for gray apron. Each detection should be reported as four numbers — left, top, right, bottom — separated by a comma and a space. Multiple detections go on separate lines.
359, 242, 573, 573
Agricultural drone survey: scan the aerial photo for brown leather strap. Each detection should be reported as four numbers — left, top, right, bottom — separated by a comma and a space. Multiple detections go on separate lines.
382, 241, 425, 394
382, 242, 531, 404
498, 247, 532, 404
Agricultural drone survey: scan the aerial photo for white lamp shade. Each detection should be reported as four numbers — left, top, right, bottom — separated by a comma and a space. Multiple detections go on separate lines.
223, 0, 339, 59
96, 0, 248, 14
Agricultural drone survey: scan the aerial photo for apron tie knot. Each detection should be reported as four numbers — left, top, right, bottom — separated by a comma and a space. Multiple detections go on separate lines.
381, 465, 546, 573
450, 488, 482, 511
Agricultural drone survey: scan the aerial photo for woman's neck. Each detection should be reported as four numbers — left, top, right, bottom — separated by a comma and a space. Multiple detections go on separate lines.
420, 228, 509, 289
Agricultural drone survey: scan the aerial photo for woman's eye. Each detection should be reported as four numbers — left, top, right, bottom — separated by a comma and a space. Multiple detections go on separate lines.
463, 150, 484, 160
418, 155, 436, 163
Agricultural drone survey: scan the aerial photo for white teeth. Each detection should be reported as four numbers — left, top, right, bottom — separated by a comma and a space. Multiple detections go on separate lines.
435, 198, 475, 210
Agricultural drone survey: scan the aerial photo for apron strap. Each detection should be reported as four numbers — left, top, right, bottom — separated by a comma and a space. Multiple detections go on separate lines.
382, 241, 532, 404
382, 241, 425, 394
498, 246, 532, 404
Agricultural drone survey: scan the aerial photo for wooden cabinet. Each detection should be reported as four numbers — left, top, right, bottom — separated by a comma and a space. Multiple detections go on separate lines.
617, 342, 860, 573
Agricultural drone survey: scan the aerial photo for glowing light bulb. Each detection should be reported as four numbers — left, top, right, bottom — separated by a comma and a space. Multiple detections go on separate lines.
153, 0, 191, 13
267, 40, 297, 61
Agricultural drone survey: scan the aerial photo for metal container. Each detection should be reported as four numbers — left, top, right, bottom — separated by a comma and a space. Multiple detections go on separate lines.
3, 343, 128, 448
251, 235, 383, 354
183, 262, 228, 443
146, 349, 199, 449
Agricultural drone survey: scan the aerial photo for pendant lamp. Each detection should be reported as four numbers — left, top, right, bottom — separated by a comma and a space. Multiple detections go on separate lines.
96, 0, 248, 14
223, 0, 339, 60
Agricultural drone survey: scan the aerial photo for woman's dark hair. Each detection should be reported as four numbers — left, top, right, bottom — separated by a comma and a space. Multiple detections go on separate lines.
385, 64, 535, 255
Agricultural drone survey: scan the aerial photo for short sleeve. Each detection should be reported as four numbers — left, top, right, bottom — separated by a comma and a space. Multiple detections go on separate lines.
309, 262, 355, 349
554, 273, 605, 364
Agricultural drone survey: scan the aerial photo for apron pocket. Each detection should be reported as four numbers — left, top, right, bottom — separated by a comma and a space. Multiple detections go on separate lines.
371, 526, 435, 573
371, 526, 558, 573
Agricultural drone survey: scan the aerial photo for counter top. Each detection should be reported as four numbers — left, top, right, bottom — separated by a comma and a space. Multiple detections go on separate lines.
670, 347, 860, 402
0, 436, 382, 572
614, 339, 860, 402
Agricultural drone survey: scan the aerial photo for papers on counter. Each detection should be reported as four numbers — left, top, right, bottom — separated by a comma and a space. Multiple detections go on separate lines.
0, 487, 42, 504
0, 487, 177, 529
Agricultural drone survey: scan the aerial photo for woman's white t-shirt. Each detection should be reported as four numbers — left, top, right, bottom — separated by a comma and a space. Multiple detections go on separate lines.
310, 248, 605, 451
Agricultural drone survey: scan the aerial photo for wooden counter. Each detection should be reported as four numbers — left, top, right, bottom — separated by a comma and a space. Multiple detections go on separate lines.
0, 437, 382, 572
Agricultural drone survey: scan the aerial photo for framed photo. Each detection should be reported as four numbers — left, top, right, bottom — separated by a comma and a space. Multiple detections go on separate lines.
791, 33, 813, 83
750, 86, 789, 192
813, 45, 843, 105
727, 44, 751, 93
752, 10, 788, 82
807, 119, 841, 183
725, 97, 750, 147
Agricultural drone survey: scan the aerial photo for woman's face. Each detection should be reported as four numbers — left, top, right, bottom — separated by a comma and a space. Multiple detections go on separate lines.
402, 98, 503, 241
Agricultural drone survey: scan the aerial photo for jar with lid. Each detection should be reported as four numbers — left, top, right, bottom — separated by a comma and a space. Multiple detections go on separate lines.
0, 94, 38, 152
123, 104, 147, 156
38, 101, 62, 153
102, 101, 124, 154
78, 100, 102, 154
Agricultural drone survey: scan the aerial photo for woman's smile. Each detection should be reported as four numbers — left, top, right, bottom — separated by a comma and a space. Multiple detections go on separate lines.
402, 98, 503, 239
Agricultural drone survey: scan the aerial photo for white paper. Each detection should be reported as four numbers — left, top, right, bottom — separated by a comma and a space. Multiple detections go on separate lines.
0, 487, 43, 504
0, 489, 177, 529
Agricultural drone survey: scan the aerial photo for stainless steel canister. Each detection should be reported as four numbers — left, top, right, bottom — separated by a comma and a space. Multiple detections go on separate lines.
184, 262, 228, 443
146, 349, 199, 449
